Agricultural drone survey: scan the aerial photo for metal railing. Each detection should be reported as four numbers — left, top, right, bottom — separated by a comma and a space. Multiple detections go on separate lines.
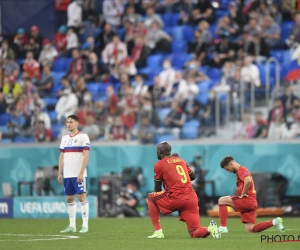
265, 57, 280, 109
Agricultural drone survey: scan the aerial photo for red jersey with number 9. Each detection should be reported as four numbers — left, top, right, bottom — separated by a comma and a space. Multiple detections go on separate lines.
236, 166, 257, 200
154, 156, 195, 199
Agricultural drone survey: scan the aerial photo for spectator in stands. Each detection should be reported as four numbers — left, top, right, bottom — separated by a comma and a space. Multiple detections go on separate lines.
29, 26, 43, 49
0, 39, 15, 61
216, 15, 239, 41
118, 73, 132, 99
57, 76, 71, 98
74, 77, 89, 107
189, 0, 214, 25
145, 21, 171, 52
66, 28, 79, 53
102, 35, 127, 67
228, 1, 245, 30
111, 57, 137, 79
213, 61, 234, 93
23, 51, 40, 82
184, 61, 208, 82
270, 4, 282, 26
253, 111, 268, 138
148, 75, 165, 108
38, 39, 58, 68
82, 114, 100, 140
287, 12, 300, 48
122, 5, 141, 25
292, 98, 300, 122
159, 101, 186, 139
123, 21, 136, 54
281, 0, 296, 21
94, 100, 109, 136
13, 28, 28, 59
138, 93, 160, 128
81, 36, 96, 58
210, 35, 235, 68
68, 49, 83, 81
131, 36, 149, 68
268, 98, 285, 125
261, 15, 281, 48
108, 115, 131, 141
279, 111, 300, 139
24, 38, 40, 61
171, 71, 185, 99
32, 104, 51, 129
102, 0, 124, 28
235, 113, 254, 139
139, 116, 156, 144
2, 106, 25, 140
159, 59, 176, 96
181, 91, 201, 121
54, 0, 70, 29
55, 88, 78, 122
16, 93, 34, 121
124, 0, 143, 15
96, 23, 116, 53
119, 85, 138, 112
4, 55, 20, 78
268, 113, 284, 139
243, 18, 261, 36
247, 32, 270, 63
105, 85, 118, 115
35, 66, 54, 97
280, 84, 299, 113
23, 78, 36, 100
82, 0, 97, 37
175, 75, 199, 103
144, 6, 164, 28
132, 74, 148, 97
54, 25, 68, 55
121, 103, 136, 130
34, 120, 55, 142
188, 30, 208, 65
67, 0, 82, 34
0, 93, 6, 114
84, 52, 101, 82
198, 20, 212, 45
3, 76, 22, 106
240, 56, 261, 88
32, 92, 46, 110
77, 102, 94, 127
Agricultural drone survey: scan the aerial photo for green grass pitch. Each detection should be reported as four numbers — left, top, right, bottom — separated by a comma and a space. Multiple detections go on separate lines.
0, 217, 299, 250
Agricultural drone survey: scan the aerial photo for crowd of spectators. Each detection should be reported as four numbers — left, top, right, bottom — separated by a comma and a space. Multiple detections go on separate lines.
0, 0, 300, 144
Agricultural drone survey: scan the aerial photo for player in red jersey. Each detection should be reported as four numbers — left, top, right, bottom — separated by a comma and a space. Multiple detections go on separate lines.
218, 156, 285, 233
147, 142, 221, 239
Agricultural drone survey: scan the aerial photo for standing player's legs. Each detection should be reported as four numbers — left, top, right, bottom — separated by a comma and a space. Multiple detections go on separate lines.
61, 178, 77, 233
76, 178, 89, 233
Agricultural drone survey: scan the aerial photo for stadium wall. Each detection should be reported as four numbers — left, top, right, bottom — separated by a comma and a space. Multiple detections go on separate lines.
1, 140, 300, 198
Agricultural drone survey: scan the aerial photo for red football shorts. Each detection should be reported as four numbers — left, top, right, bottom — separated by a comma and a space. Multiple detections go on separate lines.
231, 196, 258, 224
148, 191, 200, 231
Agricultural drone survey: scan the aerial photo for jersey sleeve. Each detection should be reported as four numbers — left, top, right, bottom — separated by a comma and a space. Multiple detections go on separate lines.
238, 167, 251, 181
59, 137, 65, 153
154, 162, 163, 181
82, 134, 90, 150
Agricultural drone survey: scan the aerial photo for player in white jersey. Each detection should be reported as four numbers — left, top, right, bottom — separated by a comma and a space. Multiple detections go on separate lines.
58, 114, 90, 233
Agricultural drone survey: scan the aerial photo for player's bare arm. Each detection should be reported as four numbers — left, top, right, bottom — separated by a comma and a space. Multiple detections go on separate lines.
58, 152, 64, 183
239, 176, 251, 198
78, 150, 89, 183
189, 170, 196, 181
154, 180, 162, 192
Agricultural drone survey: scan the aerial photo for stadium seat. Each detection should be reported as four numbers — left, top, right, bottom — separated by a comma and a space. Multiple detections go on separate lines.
171, 40, 187, 53
215, 10, 229, 19
168, 53, 193, 68
170, 13, 179, 26
48, 111, 58, 123
14, 136, 35, 143
181, 120, 200, 139
209, 24, 217, 39
207, 68, 221, 82
155, 133, 176, 143
1, 138, 12, 144
171, 26, 184, 41
156, 108, 171, 123
270, 50, 283, 63
52, 58, 65, 72
281, 21, 294, 43
86, 83, 100, 93
51, 72, 66, 86
51, 124, 64, 139
147, 55, 164, 68
196, 93, 209, 105
197, 80, 213, 92
62, 58, 73, 72
163, 26, 172, 36
162, 13, 173, 27
0, 113, 10, 126
0, 125, 8, 133
44, 97, 57, 109
283, 50, 291, 65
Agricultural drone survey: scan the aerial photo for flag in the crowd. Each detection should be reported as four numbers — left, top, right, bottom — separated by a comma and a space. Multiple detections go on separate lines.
285, 58, 300, 81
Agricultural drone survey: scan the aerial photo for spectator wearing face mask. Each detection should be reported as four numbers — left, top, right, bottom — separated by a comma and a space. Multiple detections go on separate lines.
54, 25, 68, 55
158, 59, 176, 97
84, 52, 101, 82
73, 77, 89, 107
132, 74, 148, 97
280, 84, 299, 113
268, 114, 284, 139
38, 39, 58, 68
279, 112, 299, 139
105, 86, 118, 115
67, 0, 82, 35
138, 94, 160, 128
55, 88, 78, 122
188, 30, 208, 64
268, 98, 285, 125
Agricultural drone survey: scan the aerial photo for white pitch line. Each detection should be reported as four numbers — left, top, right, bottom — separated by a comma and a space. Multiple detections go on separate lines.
0, 233, 79, 241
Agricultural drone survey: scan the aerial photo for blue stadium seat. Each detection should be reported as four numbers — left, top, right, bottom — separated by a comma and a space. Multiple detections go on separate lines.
48, 111, 58, 123
196, 93, 209, 105
207, 68, 221, 82
1, 138, 12, 144
209, 24, 217, 39
156, 108, 171, 123
52, 84, 63, 95
270, 50, 283, 63
219, 0, 231, 9
163, 26, 172, 36
281, 21, 294, 43
14, 136, 35, 143
62, 58, 73, 72
168, 53, 193, 68
170, 13, 179, 26
162, 13, 173, 27
183, 25, 194, 42
197, 80, 213, 92
171, 40, 187, 53
44, 97, 57, 109
215, 10, 229, 19
51, 72, 66, 85
171, 26, 184, 41
0, 125, 8, 133
98, 83, 108, 95
51, 124, 64, 139
0, 113, 10, 126
155, 134, 176, 143
147, 55, 164, 68
52, 58, 65, 72
283, 50, 291, 65
181, 120, 200, 139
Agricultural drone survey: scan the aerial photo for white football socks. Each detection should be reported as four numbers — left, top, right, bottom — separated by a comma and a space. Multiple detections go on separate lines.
67, 202, 76, 228
80, 200, 89, 228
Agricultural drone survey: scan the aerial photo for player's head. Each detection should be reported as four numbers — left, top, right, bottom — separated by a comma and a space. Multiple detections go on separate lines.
66, 115, 79, 132
157, 141, 171, 160
220, 155, 237, 173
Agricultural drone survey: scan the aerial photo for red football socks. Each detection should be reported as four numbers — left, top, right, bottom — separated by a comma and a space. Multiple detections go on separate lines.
190, 227, 210, 238
218, 204, 228, 227
148, 199, 161, 231
252, 221, 273, 232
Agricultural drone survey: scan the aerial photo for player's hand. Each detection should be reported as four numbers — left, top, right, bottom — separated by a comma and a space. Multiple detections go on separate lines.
77, 173, 84, 183
57, 173, 63, 184
238, 194, 249, 198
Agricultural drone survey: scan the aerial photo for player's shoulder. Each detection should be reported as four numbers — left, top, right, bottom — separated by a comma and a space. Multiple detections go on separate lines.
239, 166, 251, 174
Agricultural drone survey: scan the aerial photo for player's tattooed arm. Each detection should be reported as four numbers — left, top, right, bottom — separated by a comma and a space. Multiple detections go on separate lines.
189, 171, 196, 181
154, 180, 162, 192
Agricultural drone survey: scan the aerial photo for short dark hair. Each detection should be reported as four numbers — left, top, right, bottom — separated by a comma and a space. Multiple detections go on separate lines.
220, 156, 234, 168
67, 115, 79, 122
